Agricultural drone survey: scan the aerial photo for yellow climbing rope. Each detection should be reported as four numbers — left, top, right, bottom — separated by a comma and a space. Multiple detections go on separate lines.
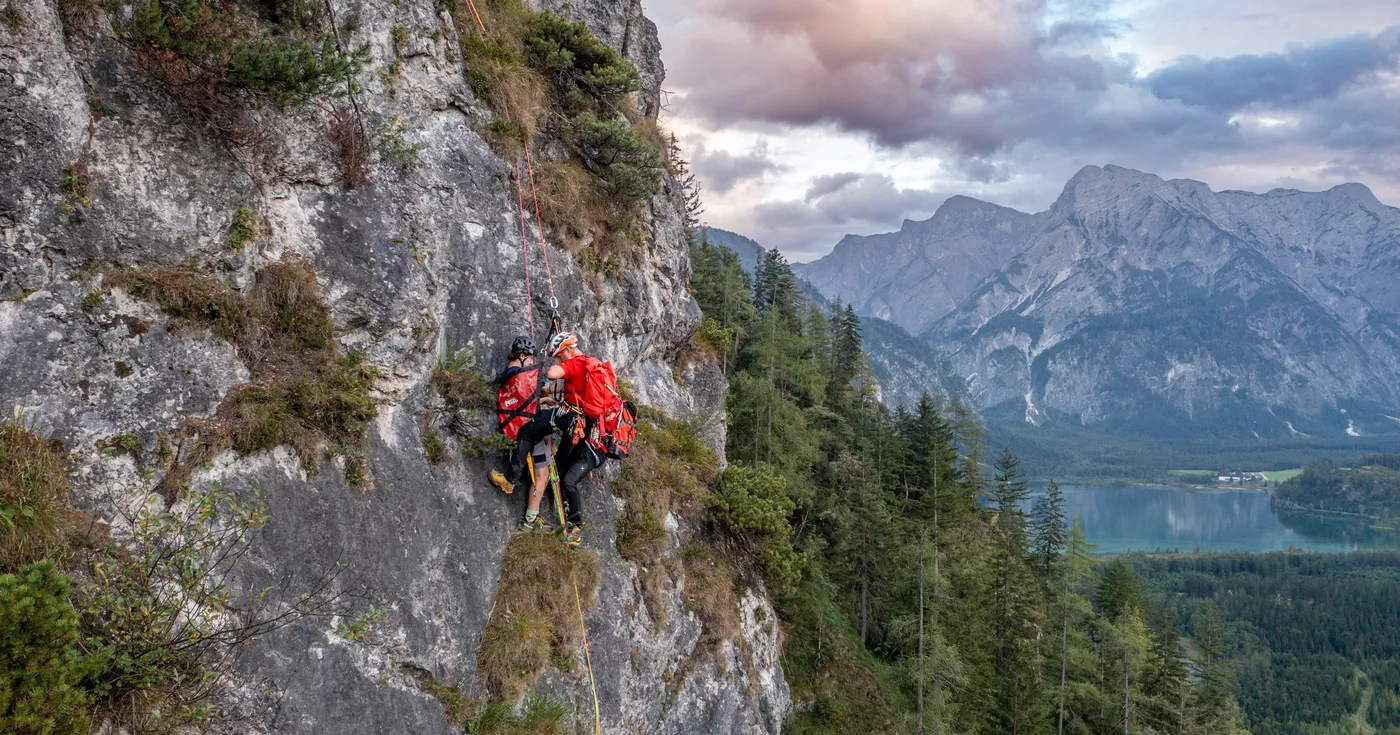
524, 437, 603, 734
574, 573, 603, 735
547, 446, 602, 735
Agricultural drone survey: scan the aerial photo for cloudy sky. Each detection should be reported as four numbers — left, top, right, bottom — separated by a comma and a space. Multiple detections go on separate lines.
644, 0, 1400, 262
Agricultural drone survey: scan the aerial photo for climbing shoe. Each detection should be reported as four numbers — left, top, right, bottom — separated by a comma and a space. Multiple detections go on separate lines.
561, 524, 582, 548
488, 470, 514, 494
518, 515, 552, 533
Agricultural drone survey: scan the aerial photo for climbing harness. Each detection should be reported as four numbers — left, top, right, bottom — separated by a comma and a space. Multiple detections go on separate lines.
463, 2, 599, 730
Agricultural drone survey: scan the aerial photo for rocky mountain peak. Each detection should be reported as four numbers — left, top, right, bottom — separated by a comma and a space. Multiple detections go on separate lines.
793, 194, 1037, 334
792, 163, 1400, 443
1051, 164, 1222, 227
1327, 181, 1385, 210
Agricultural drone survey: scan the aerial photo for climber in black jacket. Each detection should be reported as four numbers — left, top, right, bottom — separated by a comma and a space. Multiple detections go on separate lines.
489, 336, 559, 531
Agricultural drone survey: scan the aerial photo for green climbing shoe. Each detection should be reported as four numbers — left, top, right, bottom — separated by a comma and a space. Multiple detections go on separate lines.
518, 515, 552, 533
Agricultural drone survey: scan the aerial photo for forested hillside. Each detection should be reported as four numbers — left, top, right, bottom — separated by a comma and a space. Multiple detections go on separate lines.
1277, 455, 1400, 522
1129, 552, 1400, 735
689, 239, 1248, 733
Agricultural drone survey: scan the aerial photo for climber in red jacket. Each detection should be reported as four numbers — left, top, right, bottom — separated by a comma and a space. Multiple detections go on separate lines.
489, 336, 558, 532
541, 331, 610, 547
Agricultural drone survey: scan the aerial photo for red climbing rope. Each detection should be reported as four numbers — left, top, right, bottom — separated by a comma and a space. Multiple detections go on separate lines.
513, 155, 536, 341
463, 0, 487, 38
523, 146, 558, 309
462, 7, 597, 733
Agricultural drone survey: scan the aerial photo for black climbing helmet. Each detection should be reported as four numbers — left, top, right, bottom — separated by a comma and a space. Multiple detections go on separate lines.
510, 335, 536, 357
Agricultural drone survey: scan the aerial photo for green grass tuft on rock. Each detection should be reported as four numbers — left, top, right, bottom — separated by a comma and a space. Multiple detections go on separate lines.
477, 532, 600, 702
226, 206, 259, 251
0, 417, 70, 570
113, 257, 379, 494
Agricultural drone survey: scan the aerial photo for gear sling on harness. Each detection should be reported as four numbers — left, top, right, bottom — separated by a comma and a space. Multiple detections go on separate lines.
461, 1, 600, 730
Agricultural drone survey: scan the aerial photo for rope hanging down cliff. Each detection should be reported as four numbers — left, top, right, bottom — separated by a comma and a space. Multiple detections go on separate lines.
459, 0, 558, 342
463, 2, 600, 731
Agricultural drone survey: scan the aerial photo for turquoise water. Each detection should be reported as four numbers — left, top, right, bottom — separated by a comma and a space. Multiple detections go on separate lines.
1043, 484, 1400, 554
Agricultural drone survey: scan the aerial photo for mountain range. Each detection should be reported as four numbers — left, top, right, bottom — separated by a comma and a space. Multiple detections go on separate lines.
774, 165, 1400, 446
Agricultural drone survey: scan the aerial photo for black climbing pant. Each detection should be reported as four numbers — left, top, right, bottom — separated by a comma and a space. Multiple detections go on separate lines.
553, 411, 602, 527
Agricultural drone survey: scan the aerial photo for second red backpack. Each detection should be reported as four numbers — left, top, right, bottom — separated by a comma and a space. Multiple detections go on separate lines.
568, 356, 621, 421
497, 366, 541, 441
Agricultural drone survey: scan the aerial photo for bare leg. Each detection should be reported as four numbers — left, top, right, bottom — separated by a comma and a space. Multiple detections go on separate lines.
524, 438, 552, 520
527, 460, 549, 514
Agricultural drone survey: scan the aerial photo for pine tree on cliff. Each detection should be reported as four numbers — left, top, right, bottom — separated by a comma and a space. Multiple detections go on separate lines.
667, 133, 703, 244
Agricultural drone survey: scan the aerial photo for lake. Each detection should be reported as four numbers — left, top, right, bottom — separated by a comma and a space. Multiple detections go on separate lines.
1043, 484, 1400, 554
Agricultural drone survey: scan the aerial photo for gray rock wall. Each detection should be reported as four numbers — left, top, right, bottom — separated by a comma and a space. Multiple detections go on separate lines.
0, 0, 788, 731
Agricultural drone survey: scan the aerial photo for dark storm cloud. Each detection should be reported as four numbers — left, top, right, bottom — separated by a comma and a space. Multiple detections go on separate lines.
1147, 28, 1400, 111
689, 140, 786, 194
661, 0, 1400, 163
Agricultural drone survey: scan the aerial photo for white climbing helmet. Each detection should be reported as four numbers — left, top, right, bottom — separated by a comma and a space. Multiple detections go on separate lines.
549, 332, 578, 357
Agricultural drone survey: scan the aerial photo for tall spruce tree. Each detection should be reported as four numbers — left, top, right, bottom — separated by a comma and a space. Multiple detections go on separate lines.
1031, 479, 1068, 581
666, 133, 704, 243
1192, 602, 1239, 733
992, 449, 1032, 539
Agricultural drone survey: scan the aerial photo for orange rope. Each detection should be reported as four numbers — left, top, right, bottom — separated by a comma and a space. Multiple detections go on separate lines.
464, 0, 486, 35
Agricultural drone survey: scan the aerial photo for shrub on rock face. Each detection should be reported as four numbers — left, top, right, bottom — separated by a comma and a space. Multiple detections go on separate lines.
570, 113, 663, 205
709, 465, 804, 595
227, 36, 368, 105
127, 0, 368, 106
524, 11, 640, 110
0, 562, 96, 735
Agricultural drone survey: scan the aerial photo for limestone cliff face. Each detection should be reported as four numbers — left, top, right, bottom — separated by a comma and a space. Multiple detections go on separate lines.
0, 0, 789, 732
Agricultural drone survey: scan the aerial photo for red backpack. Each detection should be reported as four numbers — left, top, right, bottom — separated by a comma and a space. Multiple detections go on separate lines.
565, 356, 636, 459
497, 366, 541, 441
605, 400, 637, 460
566, 355, 621, 421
